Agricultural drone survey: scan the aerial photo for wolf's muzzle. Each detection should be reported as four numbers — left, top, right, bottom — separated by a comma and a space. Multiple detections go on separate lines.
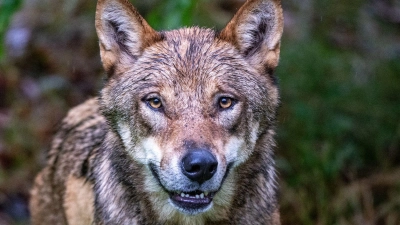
181, 149, 218, 184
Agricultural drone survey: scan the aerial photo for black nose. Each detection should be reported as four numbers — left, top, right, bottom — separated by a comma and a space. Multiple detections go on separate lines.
181, 149, 218, 184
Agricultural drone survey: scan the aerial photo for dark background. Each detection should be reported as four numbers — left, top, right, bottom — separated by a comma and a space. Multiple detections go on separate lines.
0, 0, 399, 224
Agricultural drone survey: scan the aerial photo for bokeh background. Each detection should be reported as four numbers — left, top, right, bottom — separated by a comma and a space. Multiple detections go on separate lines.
0, 0, 399, 224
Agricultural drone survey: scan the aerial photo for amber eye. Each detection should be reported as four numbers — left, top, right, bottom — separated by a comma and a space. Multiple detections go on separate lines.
148, 97, 162, 109
219, 97, 233, 109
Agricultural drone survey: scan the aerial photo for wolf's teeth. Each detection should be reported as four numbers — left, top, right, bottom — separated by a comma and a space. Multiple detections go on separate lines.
177, 191, 210, 199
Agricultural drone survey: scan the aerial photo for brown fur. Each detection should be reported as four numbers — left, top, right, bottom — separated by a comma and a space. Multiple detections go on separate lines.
30, 0, 284, 224
64, 175, 95, 224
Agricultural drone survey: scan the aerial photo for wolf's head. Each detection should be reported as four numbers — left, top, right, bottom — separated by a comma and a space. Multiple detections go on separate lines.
95, 0, 283, 221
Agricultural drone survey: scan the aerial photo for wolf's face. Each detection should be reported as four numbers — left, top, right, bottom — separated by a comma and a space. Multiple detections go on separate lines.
96, 0, 283, 219
102, 32, 274, 215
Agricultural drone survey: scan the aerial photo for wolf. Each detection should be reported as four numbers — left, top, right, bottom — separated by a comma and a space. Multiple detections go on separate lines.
29, 0, 284, 224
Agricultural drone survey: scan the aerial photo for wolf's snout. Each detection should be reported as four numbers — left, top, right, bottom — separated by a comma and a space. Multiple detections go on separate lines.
181, 149, 218, 184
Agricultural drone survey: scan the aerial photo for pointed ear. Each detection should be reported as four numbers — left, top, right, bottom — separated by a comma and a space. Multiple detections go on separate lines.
219, 0, 283, 74
95, 0, 162, 76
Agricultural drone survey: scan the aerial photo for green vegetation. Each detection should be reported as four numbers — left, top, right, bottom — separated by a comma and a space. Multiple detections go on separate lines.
278, 38, 400, 224
147, 0, 204, 30
0, 0, 23, 60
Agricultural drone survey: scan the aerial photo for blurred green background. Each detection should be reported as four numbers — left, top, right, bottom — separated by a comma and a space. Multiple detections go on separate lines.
0, 0, 399, 224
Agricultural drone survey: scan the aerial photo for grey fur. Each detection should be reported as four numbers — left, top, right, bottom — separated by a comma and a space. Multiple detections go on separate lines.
30, 0, 284, 224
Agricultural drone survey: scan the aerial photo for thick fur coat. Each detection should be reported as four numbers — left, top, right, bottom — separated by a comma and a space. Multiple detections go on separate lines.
30, 0, 284, 224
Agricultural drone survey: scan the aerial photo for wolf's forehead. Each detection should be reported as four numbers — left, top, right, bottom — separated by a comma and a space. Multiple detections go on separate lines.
140, 28, 246, 82
166, 31, 212, 55
163, 27, 217, 49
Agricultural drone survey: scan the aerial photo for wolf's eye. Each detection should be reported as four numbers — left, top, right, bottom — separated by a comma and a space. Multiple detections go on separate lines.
219, 97, 233, 109
147, 98, 162, 109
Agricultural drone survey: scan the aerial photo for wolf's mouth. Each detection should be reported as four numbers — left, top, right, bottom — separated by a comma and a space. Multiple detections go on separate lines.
149, 163, 217, 210
169, 190, 215, 209
149, 162, 234, 212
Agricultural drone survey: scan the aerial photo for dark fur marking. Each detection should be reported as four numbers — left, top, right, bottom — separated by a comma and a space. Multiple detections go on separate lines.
148, 163, 167, 192
159, 31, 166, 40
266, 67, 278, 86
245, 31, 262, 55
243, 15, 271, 57
81, 158, 89, 177
222, 162, 234, 182
108, 20, 138, 60
106, 63, 116, 78
228, 118, 240, 134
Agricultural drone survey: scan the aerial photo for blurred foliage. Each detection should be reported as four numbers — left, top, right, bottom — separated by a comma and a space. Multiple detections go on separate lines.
276, 0, 400, 223
0, 0, 399, 224
277, 39, 400, 224
0, 0, 23, 61
147, 0, 204, 30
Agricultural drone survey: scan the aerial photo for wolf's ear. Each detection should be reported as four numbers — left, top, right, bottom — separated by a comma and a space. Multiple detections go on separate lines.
95, 0, 162, 76
219, 0, 283, 74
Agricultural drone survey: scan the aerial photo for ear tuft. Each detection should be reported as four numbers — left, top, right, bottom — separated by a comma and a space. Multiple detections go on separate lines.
219, 0, 283, 73
95, 0, 161, 76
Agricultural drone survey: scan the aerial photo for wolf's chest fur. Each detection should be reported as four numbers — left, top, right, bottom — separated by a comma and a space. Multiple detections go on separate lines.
30, 0, 284, 224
